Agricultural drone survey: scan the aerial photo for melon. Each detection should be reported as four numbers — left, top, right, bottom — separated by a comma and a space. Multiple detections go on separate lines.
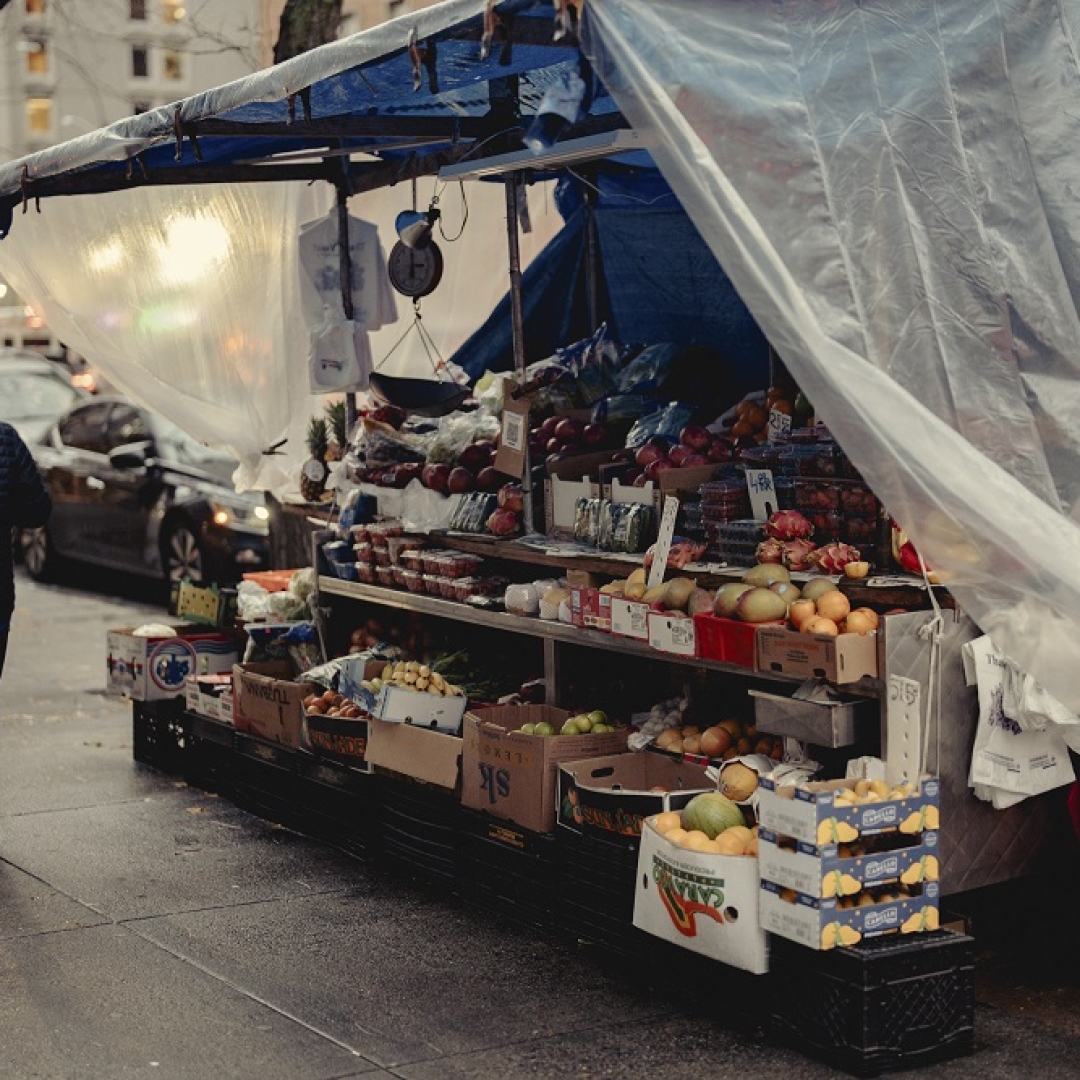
719, 761, 760, 803
680, 792, 745, 839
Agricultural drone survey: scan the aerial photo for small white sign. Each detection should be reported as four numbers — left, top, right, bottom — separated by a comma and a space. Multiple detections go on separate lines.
502, 409, 525, 452
745, 468, 779, 521
885, 674, 922, 784
647, 496, 680, 588
768, 409, 792, 443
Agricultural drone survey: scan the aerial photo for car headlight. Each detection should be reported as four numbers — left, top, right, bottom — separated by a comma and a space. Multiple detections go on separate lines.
209, 499, 270, 529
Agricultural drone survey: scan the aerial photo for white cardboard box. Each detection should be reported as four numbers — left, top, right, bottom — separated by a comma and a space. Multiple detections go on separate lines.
647, 612, 697, 657
375, 683, 468, 734
632, 821, 769, 974
108, 626, 238, 701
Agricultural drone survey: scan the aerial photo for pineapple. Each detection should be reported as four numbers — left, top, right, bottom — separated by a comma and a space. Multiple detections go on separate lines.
300, 415, 330, 502
325, 399, 349, 462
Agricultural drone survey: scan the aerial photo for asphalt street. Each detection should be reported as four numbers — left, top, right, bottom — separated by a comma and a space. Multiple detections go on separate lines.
2, 566, 1080, 1080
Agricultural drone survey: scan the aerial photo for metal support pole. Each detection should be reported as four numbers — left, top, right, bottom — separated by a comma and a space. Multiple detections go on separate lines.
584, 171, 599, 331
335, 179, 358, 430
505, 173, 535, 536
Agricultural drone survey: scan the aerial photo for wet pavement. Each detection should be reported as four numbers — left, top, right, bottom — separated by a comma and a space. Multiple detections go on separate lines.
3, 568, 1080, 1079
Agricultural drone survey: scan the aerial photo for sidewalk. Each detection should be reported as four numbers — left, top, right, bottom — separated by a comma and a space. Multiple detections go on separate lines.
3, 571, 1080, 1079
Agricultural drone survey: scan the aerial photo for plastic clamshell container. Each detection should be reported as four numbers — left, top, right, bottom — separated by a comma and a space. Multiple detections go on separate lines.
373, 546, 392, 567
367, 521, 404, 542
422, 573, 444, 596
399, 568, 425, 593
375, 565, 396, 587
356, 563, 377, 585
440, 552, 484, 579
353, 542, 375, 565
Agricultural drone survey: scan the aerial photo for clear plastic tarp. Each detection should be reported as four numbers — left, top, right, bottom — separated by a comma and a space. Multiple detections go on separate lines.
0, 177, 559, 493
585, 0, 1080, 711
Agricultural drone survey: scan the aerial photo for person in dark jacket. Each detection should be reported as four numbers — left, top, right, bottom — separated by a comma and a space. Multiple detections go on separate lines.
0, 422, 52, 678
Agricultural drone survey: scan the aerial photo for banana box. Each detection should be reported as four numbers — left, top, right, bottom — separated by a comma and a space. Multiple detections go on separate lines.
756, 776, 940, 848
760, 877, 941, 950
757, 826, 940, 899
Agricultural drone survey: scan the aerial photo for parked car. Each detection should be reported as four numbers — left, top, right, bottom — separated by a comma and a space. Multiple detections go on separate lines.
0, 350, 87, 444
20, 395, 271, 589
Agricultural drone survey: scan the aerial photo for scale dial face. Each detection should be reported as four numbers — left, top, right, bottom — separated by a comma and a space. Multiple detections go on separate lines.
387, 240, 444, 298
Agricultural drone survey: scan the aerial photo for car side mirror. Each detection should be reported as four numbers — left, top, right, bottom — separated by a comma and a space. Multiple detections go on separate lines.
108, 439, 155, 470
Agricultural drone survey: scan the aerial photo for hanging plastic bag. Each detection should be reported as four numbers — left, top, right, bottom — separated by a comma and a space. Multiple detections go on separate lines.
309, 316, 361, 394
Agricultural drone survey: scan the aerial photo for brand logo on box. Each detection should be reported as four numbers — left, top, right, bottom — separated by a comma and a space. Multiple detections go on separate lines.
860, 805, 899, 829
864, 856, 900, 880
864, 906, 901, 932
580, 804, 643, 836
148, 640, 197, 693
652, 852, 725, 938
478, 762, 510, 803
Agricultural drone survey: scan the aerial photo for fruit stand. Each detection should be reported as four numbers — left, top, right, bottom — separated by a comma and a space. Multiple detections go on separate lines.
8, 1, 1080, 1075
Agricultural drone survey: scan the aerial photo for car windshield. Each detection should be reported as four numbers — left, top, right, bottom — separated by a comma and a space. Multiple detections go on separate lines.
151, 415, 239, 484
0, 371, 77, 422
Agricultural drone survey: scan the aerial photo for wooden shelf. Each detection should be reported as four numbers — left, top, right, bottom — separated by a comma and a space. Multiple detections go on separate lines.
318, 575, 828, 687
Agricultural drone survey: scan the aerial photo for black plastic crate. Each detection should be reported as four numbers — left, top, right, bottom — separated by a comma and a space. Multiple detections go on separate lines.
132, 699, 188, 773
375, 772, 459, 884
231, 732, 301, 827
769, 929, 975, 1078
456, 808, 558, 927
554, 828, 645, 953
292, 752, 376, 857
183, 713, 235, 796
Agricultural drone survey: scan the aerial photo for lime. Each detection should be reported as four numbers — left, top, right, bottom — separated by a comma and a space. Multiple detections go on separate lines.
561, 720, 582, 736
587, 710, 608, 725
574, 715, 593, 733
533, 722, 555, 737
520, 722, 536, 735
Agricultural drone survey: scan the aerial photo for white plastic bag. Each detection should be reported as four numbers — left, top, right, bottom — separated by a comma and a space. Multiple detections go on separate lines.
963, 635, 1075, 808
308, 317, 361, 393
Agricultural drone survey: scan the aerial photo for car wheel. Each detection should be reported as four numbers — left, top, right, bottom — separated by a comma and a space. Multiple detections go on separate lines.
161, 522, 207, 586
21, 526, 62, 582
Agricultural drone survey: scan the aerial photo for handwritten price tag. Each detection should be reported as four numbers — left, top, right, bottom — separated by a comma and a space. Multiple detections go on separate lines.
768, 409, 792, 443
745, 468, 778, 521
647, 496, 680, 588
886, 674, 922, 785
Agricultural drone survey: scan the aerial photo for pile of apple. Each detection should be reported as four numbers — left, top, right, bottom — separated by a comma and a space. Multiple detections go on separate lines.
420, 437, 515, 497
515, 709, 619, 736
626, 425, 733, 487
527, 415, 613, 466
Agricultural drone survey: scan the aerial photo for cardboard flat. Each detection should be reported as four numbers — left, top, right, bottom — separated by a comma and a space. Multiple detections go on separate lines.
374, 684, 468, 734
493, 383, 532, 479
232, 660, 315, 748
556, 753, 712, 836
365, 717, 461, 791
610, 597, 655, 640
302, 712, 372, 772
107, 625, 239, 701
461, 706, 629, 833
544, 474, 601, 537
633, 821, 769, 974
647, 612, 697, 657
755, 624, 879, 683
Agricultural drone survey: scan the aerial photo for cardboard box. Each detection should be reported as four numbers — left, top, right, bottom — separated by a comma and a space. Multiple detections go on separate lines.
756, 777, 941, 848
365, 717, 461, 791
757, 827, 941, 898
633, 821, 769, 974
647, 611, 696, 657
107, 625, 239, 701
760, 878, 941, 950
653, 464, 722, 509
183, 673, 234, 722
374, 683, 468, 734
461, 706, 630, 833
544, 473, 601, 537
302, 712, 372, 772
556, 753, 712, 836
232, 660, 316, 748
570, 585, 612, 631
610, 597, 659, 640
755, 624, 879, 684
337, 655, 388, 705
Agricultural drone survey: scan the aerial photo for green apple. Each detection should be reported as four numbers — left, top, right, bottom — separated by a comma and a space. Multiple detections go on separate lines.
587, 710, 608, 726
519, 722, 536, 735
533, 722, 555, 737
561, 720, 582, 736
573, 715, 593, 733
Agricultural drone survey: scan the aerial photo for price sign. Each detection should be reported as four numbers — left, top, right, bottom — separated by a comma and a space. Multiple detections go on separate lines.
647, 496, 680, 589
745, 468, 779, 521
885, 674, 922, 785
768, 408, 792, 443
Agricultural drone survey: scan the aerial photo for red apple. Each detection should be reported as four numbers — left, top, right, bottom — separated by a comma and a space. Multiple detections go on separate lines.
669, 444, 694, 467
459, 442, 491, 472
707, 438, 734, 463
558, 441, 581, 457
546, 437, 562, 455
476, 466, 504, 492
487, 507, 521, 537
448, 466, 475, 494
582, 423, 607, 446
422, 463, 451, 494
680, 454, 710, 468
635, 440, 668, 468
498, 483, 524, 513
679, 424, 712, 450
645, 458, 676, 482
554, 417, 584, 444
539, 416, 560, 439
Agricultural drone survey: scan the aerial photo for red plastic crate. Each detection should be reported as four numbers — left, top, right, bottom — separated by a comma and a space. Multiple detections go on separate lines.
693, 613, 758, 668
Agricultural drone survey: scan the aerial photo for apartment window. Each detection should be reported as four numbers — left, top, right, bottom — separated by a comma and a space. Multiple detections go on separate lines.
132, 45, 148, 77
162, 49, 183, 80
25, 40, 48, 75
26, 97, 52, 135
132, 101, 151, 115
25, 0, 47, 14
129, 0, 146, 19
386, 0, 406, 17
161, 0, 185, 24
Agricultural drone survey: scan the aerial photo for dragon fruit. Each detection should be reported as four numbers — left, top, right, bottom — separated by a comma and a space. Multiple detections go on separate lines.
765, 509, 813, 541
755, 537, 786, 564
782, 537, 818, 571
809, 541, 862, 575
